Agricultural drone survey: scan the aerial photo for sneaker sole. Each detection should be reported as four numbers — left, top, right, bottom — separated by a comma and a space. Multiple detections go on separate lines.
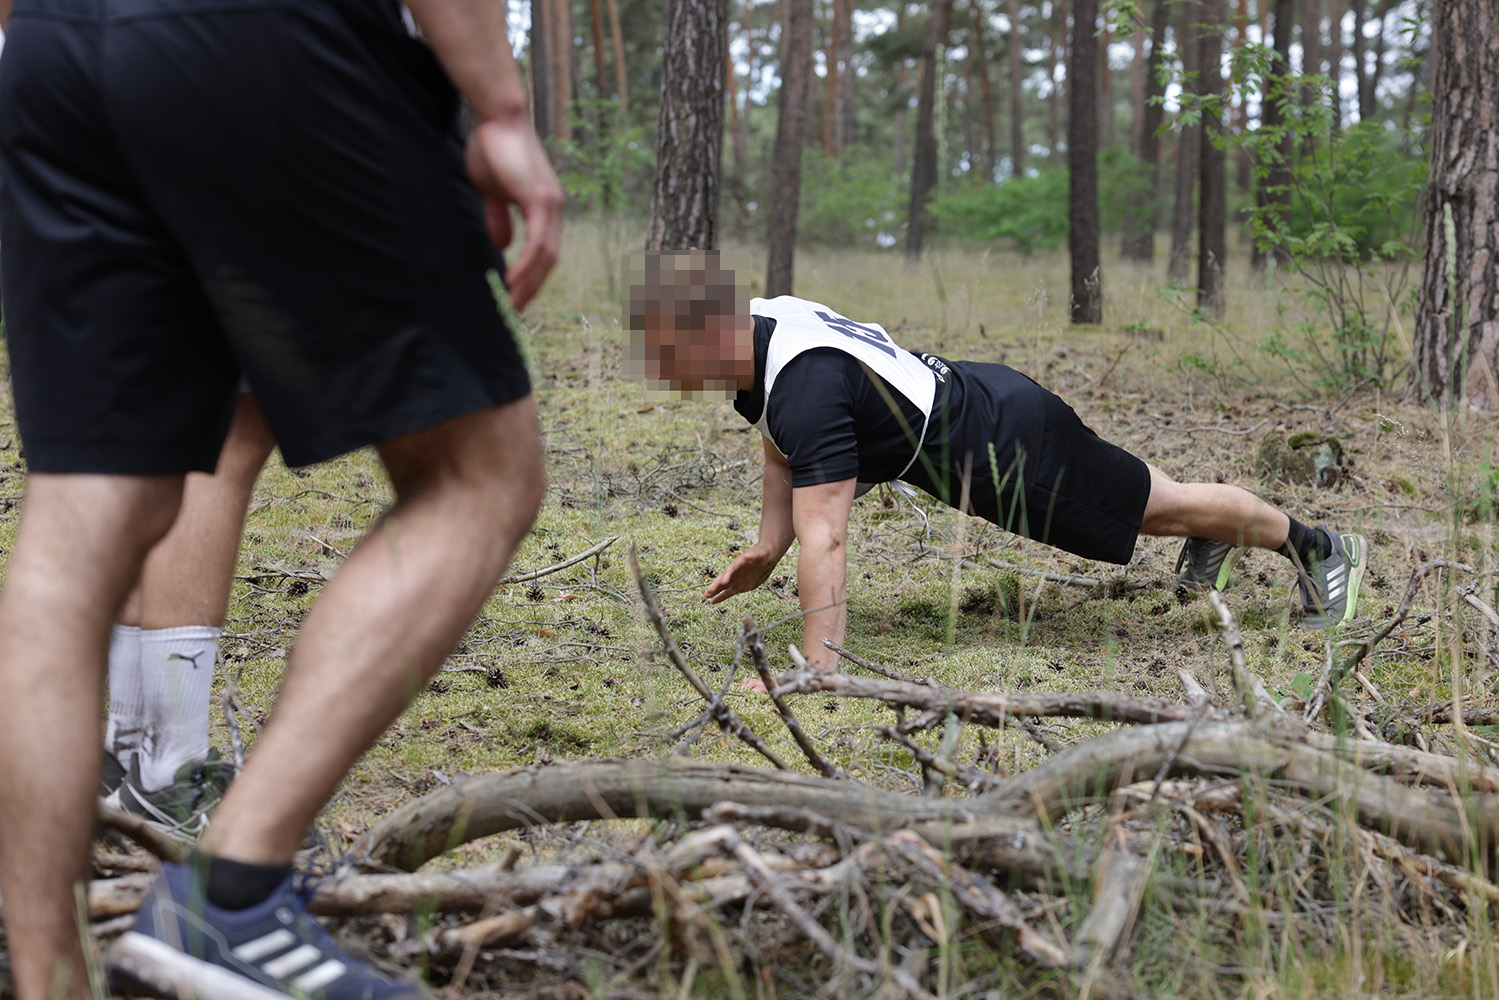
108, 933, 289, 1000
1335, 533, 1368, 625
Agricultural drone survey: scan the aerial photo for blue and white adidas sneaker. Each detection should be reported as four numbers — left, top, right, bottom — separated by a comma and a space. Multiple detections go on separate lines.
109, 861, 422, 1000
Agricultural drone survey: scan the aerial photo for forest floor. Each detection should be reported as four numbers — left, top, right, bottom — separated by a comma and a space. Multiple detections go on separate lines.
2, 229, 1497, 999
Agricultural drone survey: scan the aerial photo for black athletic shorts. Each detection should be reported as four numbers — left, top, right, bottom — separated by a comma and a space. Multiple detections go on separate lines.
907, 362, 1151, 565
0, 0, 530, 473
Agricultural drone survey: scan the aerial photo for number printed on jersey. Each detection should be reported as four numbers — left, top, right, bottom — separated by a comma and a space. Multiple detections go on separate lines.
814, 310, 898, 358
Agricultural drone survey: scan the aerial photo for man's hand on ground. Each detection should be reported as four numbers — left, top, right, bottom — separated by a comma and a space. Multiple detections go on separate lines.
705, 545, 780, 603
465, 118, 564, 312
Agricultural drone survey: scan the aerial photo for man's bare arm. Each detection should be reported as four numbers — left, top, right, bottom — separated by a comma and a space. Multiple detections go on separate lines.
402, 0, 562, 310
790, 477, 856, 672
400, 0, 524, 121
706, 438, 796, 602
1, 4, 12, 31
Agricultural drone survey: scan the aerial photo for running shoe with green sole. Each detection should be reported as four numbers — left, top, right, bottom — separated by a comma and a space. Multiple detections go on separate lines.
1296, 528, 1368, 629
105, 750, 234, 834
1174, 537, 1245, 591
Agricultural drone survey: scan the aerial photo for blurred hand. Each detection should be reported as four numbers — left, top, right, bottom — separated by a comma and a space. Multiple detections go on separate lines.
705, 546, 780, 604
465, 117, 564, 312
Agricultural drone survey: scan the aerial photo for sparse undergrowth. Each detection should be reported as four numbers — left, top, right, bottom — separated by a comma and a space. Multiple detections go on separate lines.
2, 231, 1497, 998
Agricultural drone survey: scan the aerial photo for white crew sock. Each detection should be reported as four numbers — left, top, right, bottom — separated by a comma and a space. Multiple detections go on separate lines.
104, 624, 145, 772
138, 625, 220, 792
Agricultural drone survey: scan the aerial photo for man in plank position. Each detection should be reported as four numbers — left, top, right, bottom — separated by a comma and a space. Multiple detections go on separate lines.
627, 252, 1368, 672
0, 0, 561, 997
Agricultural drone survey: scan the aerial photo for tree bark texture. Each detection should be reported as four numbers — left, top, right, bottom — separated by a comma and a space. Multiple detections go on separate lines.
1067, 0, 1102, 322
766, 0, 815, 295
1197, 0, 1228, 317
1406, 0, 1499, 408
647, 0, 728, 250
1167, 0, 1201, 285
1007, 0, 1026, 176
905, 0, 951, 261
1121, 0, 1171, 261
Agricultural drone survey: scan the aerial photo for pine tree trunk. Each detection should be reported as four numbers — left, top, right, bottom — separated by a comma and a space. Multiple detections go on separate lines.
1364, 0, 1393, 119
836, 0, 855, 152
894, 6, 909, 176
1068, 0, 1102, 323
605, 0, 629, 115
531, 0, 555, 143
647, 0, 728, 250
1167, 0, 1201, 285
1121, 0, 1170, 262
551, 0, 575, 142
1097, 19, 1114, 148
1327, 0, 1345, 130
1008, 0, 1026, 176
905, 0, 951, 262
1301, 0, 1323, 125
1197, 0, 1228, 317
1047, 10, 1061, 153
820, 0, 836, 157
766, 0, 814, 295
1406, 0, 1499, 408
971, 0, 999, 182
589, 0, 609, 137
1129, 28, 1146, 155
1252, 0, 1294, 271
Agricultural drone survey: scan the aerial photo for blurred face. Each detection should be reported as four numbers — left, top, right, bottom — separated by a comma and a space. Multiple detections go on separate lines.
626, 251, 753, 394
636, 311, 748, 393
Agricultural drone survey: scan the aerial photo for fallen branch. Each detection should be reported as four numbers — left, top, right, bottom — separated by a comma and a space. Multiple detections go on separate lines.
351, 758, 963, 872
499, 535, 618, 585
778, 669, 1214, 727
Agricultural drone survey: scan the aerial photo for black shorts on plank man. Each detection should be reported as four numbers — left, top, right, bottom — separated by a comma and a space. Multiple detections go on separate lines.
626, 252, 1369, 674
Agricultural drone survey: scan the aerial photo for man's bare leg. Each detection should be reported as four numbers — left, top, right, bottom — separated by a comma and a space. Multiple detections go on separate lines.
121, 395, 276, 631
0, 475, 184, 1000
108, 396, 275, 792
201, 397, 545, 864
1139, 464, 1291, 550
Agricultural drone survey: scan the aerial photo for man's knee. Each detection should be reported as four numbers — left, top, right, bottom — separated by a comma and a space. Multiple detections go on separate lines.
379, 400, 547, 523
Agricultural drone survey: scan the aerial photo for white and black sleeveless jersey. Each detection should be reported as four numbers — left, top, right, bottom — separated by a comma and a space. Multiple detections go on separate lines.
732, 295, 955, 495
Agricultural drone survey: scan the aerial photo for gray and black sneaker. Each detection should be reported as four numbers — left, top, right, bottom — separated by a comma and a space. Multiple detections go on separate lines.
1174, 537, 1245, 592
108, 751, 234, 835
1295, 528, 1368, 629
110, 860, 424, 1000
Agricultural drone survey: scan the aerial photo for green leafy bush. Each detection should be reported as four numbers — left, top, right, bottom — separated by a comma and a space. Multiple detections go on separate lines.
794, 155, 906, 248
931, 148, 1154, 254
